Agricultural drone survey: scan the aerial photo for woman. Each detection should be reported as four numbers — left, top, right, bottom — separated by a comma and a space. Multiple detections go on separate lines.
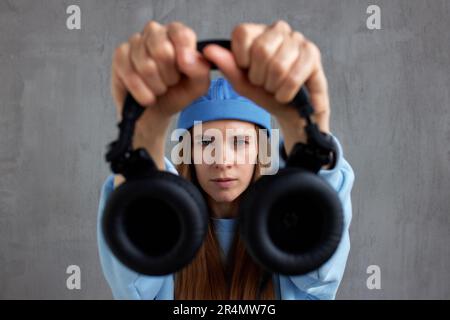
97, 21, 355, 299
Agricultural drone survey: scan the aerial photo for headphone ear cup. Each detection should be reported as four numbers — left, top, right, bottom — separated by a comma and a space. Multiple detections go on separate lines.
102, 171, 208, 276
239, 167, 344, 275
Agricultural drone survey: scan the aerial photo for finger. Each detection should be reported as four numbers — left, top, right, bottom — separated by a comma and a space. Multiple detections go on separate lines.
142, 21, 180, 86
306, 65, 330, 119
202, 44, 248, 89
248, 20, 291, 86
264, 31, 302, 93
178, 47, 212, 80
202, 43, 285, 118
113, 43, 156, 108
275, 41, 316, 104
111, 67, 126, 122
166, 22, 210, 80
231, 23, 266, 69
129, 32, 168, 96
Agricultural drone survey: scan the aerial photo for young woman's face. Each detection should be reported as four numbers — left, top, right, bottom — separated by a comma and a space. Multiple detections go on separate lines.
192, 120, 258, 203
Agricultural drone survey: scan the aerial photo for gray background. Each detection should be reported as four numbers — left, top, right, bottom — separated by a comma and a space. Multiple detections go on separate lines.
0, 0, 449, 299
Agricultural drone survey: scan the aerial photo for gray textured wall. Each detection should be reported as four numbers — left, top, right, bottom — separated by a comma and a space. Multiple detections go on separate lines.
0, 0, 449, 299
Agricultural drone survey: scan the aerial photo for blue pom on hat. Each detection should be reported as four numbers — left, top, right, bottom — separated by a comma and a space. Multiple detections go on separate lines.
176, 77, 272, 137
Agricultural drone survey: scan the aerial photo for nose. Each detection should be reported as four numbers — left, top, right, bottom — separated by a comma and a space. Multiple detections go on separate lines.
213, 142, 235, 167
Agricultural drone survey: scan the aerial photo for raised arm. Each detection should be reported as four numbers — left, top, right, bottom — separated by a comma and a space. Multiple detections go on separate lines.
100, 20, 212, 298
110, 21, 212, 186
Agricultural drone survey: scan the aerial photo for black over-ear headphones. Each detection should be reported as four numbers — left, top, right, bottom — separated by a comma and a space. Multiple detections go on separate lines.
102, 40, 343, 284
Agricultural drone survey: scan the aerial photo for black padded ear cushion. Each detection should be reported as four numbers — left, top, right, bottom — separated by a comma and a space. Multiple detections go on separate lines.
148, 170, 208, 219
238, 167, 344, 275
102, 170, 208, 275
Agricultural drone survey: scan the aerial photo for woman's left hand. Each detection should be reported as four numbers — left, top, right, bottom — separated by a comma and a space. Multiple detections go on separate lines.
202, 20, 331, 152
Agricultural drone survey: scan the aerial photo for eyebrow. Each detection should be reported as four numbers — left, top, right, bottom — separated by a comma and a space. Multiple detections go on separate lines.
194, 134, 253, 139
194, 135, 213, 140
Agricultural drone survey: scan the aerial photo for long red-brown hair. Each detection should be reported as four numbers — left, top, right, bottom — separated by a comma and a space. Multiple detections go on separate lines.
174, 124, 275, 300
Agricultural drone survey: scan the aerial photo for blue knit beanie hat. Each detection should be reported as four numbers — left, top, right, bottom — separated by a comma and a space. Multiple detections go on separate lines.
176, 77, 272, 137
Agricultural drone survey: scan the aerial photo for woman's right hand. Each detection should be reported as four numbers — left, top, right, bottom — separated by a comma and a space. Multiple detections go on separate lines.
111, 21, 211, 177
111, 20, 211, 127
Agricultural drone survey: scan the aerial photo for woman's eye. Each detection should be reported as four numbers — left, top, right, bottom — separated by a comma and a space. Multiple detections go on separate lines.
234, 138, 249, 146
201, 140, 212, 146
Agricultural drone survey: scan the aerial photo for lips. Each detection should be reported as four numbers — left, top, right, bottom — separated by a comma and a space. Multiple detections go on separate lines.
211, 178, 237, 182
211, 178, 237, 189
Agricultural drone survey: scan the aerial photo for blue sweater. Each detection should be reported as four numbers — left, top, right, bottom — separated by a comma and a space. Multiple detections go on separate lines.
96, 133, 355, 300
